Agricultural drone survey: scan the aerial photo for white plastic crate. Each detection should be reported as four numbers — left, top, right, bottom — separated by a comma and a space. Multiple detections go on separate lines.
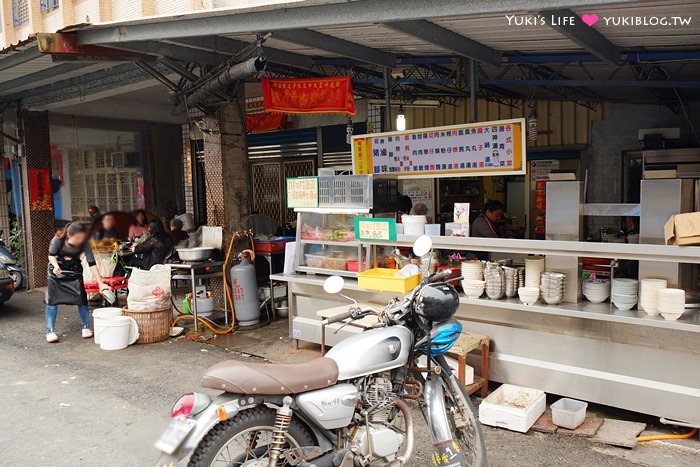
318, 175, 372, 208
479, 384, 546, 433
551, 397, 587, 429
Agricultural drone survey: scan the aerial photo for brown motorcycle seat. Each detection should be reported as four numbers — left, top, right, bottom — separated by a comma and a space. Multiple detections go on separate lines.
201, 357, 340, 394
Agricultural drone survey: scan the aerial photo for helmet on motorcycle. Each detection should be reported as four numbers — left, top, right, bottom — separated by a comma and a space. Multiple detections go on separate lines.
413, 283, 459, 322
417, 320, 463, 356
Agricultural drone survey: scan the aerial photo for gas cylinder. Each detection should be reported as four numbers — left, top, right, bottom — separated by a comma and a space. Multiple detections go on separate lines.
230, 250, 260, 326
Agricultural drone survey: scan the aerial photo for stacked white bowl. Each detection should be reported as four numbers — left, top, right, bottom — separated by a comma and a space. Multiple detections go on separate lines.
462, 279, 486, 299
639, 278, 668, 315
461, 261, 484, 281
525, 256, 545, 288
611, 278, 638, 311
582, 278, 610, 303
540, 272, 567, 305
518, 286, 540, 305
657, 288, 685, 320
503, 266, 518, 298
484, 262, 505, 299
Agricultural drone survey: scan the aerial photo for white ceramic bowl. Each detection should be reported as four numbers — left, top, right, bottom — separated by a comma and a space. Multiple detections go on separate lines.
518, 286, 540, 305
661, 311, 684, 321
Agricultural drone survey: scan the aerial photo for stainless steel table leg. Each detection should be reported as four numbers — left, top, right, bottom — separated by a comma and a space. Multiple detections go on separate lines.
269, 256, 275, 321
191, 268, 198, 333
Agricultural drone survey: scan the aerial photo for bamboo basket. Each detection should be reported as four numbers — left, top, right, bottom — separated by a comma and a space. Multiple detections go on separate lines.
123, 306, 171, 344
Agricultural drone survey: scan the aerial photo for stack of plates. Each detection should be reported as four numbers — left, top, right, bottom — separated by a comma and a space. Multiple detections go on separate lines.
461, 261, 484, 281
540, 272, 567, 305
639, 278, 668, 315
525, 256, 545, 287
611, 278, 638, 311
484, 262, 505, 300
657, 288, 685, 320
582, 278, 610, 303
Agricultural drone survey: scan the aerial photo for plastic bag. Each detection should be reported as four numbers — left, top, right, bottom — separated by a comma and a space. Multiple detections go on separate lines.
127, 264, 172, 311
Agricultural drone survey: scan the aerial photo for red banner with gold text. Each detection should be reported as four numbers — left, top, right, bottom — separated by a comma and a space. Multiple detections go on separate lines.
261, 77, 356, 116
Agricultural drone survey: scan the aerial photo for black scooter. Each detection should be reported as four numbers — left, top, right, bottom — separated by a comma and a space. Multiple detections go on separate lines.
0, 230, 23, 289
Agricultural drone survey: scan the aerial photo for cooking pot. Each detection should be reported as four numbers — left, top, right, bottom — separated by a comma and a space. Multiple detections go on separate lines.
176, 247, 215, 262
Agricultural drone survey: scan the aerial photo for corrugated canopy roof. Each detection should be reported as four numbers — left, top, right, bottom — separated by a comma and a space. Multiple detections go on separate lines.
1, 0, 699, 110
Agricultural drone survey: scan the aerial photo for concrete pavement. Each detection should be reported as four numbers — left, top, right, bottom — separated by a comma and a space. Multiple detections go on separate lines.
0, 290, 696, 466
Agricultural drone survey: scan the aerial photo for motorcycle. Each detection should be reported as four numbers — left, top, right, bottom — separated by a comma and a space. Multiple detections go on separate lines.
0, 230, 23, 289
156, 235, 486, 467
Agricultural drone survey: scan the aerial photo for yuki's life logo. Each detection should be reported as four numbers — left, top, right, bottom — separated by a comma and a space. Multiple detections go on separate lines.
505, 13, 691, 27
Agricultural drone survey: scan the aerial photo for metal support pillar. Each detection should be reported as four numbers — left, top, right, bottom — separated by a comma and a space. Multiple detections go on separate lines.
469, 59, 478, 123
383, 67, 392, 132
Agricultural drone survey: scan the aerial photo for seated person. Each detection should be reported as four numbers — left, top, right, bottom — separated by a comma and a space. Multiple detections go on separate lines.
128, 210, 149, 240
93, 213, 119, 241
169, 218, 189, 245
132, 219, 173, 270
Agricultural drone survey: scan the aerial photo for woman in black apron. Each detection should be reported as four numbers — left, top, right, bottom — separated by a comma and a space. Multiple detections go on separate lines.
46, 222, 108, 343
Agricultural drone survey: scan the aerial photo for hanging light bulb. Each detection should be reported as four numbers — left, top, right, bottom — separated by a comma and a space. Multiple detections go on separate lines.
527, 101, 538, 141
396, 105, 406, 132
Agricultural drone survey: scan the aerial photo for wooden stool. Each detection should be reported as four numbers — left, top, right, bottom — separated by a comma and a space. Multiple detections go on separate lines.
447, 332, 490, 398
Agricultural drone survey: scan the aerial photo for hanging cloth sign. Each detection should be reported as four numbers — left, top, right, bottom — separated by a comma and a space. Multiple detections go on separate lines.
245, 112, 287, 133
261, 77, 356, 116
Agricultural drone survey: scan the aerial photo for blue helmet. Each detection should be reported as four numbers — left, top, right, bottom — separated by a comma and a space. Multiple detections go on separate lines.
418, 320, 462, 356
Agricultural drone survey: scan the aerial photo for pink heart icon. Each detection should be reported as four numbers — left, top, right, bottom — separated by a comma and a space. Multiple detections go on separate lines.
581, 13, 599, 27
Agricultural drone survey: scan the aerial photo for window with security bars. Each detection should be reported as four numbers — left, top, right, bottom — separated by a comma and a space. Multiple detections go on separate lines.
12, 0, 29, 26
40, 0, 59, 13
69, 149, 142, 217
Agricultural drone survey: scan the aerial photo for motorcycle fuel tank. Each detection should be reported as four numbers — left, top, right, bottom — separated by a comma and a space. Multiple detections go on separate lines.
325, 326, 413, 380
295, 383, 359, 430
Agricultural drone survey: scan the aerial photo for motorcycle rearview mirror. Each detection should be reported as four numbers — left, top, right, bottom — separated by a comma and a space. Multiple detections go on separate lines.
323, 275, 345, 294
323, 275, 359, 308
413, 234, 433, 257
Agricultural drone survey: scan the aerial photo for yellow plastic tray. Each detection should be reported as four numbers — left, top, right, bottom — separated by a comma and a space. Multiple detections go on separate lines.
357, 268, 421, 293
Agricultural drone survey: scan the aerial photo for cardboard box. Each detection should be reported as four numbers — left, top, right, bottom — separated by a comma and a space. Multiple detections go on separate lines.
664, 212, 700, 245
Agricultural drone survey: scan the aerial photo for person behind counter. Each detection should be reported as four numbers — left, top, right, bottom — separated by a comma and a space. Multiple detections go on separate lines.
46, 222, 109, 343
129, 209, 149, 240
169, 218, 189, 246
132, 219, 174, 270
471, 200, 506, 238
93, 213, 119, 241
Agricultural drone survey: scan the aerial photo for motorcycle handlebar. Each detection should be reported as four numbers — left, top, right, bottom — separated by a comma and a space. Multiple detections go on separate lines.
325, 310, 353, 324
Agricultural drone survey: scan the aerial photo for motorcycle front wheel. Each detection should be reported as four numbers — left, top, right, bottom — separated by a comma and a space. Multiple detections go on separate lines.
441, 371, 487, 467
187, 407, 315, 467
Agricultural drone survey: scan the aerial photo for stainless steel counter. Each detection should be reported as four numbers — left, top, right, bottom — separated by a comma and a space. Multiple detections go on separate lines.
271, 236, 700, 426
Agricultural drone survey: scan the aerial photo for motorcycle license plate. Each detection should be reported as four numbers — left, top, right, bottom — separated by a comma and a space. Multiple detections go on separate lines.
155, 417, 197, 455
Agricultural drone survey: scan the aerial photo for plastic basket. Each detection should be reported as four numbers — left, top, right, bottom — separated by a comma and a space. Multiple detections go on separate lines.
358, 268, 421, 293
318, 175, 372, 208
123, 306, 171, 344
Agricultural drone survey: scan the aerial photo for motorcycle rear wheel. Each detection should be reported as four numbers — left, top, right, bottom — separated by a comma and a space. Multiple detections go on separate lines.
187, 407, 315, 467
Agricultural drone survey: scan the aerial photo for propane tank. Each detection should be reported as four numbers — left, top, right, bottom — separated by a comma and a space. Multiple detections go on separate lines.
230, 250, 260, 326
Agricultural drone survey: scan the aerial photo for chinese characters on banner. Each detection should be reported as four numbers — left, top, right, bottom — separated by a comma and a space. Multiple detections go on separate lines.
530, 160, 559, 235
352, 118, 525, 178
534, 181, 547, 235
261, 77, 356, 116
287, 177, 319, 208
354, 217, 397, 242
28, 168, 53, 211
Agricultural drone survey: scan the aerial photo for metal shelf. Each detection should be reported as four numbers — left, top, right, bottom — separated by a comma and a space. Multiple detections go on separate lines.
296, 266, 358, 278
362, 235, 700, 264
300, 239, 360, 247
